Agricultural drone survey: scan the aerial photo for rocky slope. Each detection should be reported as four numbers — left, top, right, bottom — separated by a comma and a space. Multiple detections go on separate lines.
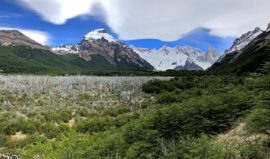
225, 27, 263, 54
209, 23, 270, 74
174, 58, 203, 71
0, 30, 49, 50
216, 27, 264, 64
52, 29, 153, 71
0, 29, 153, 73
131, 45, 220, 71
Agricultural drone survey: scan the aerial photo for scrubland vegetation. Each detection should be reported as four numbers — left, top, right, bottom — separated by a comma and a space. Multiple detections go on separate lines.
0, 63, 269, 158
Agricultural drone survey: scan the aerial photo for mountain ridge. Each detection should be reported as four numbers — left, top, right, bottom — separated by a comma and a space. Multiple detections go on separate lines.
209, 23, 270, 74
0, 30, 49, 50
225, 27, 263, 54
132, 45, 221, 71
52, 28, 154, 71
0, 29, 153, 73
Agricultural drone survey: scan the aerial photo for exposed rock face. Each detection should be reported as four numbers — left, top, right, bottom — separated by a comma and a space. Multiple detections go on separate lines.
0, 30, 49, 50
225, 27, 263, 54
174, 58, 203, 71
205, 47, 221, 64
266, 23, 270, 32
215, 24, 270, 65
216, 27, 265, 64
209, 23, 270, 74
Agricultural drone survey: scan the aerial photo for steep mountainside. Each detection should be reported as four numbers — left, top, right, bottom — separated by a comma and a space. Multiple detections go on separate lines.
0, 45, 119, 74
174, 58, 203, 71
0, 30, 49, 50
131, 45, 220, 71
0, 29, 153, 73
52, 29, 154, 71
209, 24, 270, 74
225, 27, 263, 54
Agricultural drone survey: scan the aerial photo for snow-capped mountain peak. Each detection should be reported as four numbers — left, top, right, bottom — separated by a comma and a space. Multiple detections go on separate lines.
84, 28, 116, 42
266, 23, 270, 32
205, 47, 221, 63
159, 45, 169, 50
131, 45, 221, 71
52, 44, 80, 54
159, 45, 171, 55
175, 57, 203, 71
52, 28, 117, 54
225, 27, 263, 54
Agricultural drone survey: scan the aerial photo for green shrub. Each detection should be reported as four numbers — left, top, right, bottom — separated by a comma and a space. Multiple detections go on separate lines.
76, 107, 90, 117
246, 109, 270, 134
43, 111, 58, 122
187, 135, 236, 159
115, 113, 140, 128
9, 133, 47, 149
2, 122, 21, 135
103, 107, 129, 117
0, 134, 10, 147
18, 119, 42, 134
126, 141, 159, 159
240, 141, 270, 159
58, 108, 73, 123
58, 123, 71, 133
40, 123, 61, 139
156, 92, 179, 104
43, 108, 73, 123
142, 79, 174, 94
76, 116, 116, 133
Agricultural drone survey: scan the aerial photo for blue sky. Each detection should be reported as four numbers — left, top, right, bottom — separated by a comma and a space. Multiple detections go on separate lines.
1, 0, 268, 53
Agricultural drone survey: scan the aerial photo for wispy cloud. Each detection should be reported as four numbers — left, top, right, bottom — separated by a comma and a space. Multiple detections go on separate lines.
0, 26, 50, 45
0, 11, 22, 19
15, 0, 270, 41
16, 0, 97, 25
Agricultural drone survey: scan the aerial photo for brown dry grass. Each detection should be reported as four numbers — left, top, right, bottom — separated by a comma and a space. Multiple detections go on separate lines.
68, 118, 76, 127
216, 123, 268, 144
10, 132, 27, 141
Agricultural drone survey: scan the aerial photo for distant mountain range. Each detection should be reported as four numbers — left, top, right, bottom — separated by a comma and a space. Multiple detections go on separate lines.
131, 45, 221, 71
0, 29, 153, 73
2, 24, 269, 74
52, 28, 153, 71
52, 29, 220, 71
52, 29, 221, 71
209, 23, 270, 74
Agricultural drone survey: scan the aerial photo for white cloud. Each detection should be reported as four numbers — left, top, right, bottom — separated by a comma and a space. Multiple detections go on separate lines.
16, 0, 97, 25
16, 0, 270, 41
0, 27, 50, 45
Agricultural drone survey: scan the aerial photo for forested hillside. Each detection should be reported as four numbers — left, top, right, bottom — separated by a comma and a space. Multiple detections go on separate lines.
209, 30, 270, 75
0, 45, 153, 74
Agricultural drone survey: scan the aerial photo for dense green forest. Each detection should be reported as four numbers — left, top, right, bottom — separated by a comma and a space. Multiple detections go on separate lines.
0, 45, 153, 74
0, 62, 269, 158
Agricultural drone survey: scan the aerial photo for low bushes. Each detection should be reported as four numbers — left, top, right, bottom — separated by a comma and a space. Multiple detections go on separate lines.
246, 108, 270, 134
156, 92, 179, 104
43, 108, 73, 123
76, 116, 116, 133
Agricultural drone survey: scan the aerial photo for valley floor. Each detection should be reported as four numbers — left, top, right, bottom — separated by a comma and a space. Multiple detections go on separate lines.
0, 74, 269, 159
